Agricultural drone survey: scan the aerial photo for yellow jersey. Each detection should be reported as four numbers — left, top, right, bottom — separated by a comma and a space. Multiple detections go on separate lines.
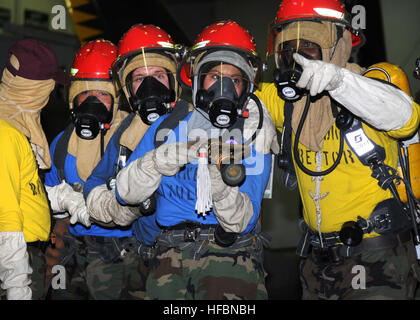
0, 120, 51, 242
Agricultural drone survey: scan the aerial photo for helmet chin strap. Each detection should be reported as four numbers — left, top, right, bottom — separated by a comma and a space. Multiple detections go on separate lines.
141, 47, 148, 74
327, 24, 344, 62
292, 21, 301, 71
100, 128, 105, 158
328, 44, 337, 62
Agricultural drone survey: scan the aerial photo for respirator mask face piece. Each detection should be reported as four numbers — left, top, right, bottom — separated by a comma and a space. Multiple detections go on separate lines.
128, 73, 176, 125
274, 39, 322, 101
72, 95, 113, 140
195, 62, 249, 128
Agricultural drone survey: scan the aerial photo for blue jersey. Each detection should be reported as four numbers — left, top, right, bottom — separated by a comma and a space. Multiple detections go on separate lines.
115, 112, 272, 236
44, 131, 132, 238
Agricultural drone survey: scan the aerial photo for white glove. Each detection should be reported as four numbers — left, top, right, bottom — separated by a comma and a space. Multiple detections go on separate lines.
0, 232, 32, 300
69, 203, 91, 227
293, 53, 413, 131
86, 184, 142, 226
243, 98, 279, 155
208, 165, 254, 233
45, 180, 91, 227
116, 142, 198, 205
293, 53, 344, 96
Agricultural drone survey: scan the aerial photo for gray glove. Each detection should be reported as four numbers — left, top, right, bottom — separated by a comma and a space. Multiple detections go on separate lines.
208, 165, 254, 233
86, 184, 142, 226
116, 142, 199, 205
153, 141, 199, 176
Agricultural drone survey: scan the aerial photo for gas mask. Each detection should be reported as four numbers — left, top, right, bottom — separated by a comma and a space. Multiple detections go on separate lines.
129, 76, 175, 125
273, 62, 304, 102
195, 77, 243, 128
71, 95, 112, 140
273, 40, 322, 101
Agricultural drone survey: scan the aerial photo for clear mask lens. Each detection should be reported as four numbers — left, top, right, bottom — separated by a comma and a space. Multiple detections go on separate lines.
196, 62, 251, 100
268, 21, 338, 67
277, 39, 322, 68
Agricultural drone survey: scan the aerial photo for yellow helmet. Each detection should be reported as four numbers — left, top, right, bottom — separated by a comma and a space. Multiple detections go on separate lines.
363, 62, 411, 96
366, 63, 418, 204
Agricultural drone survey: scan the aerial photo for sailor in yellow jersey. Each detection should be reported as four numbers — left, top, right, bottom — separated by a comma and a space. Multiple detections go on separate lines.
256, 0, 420, 299
0, 120, 50, 241
0, 39, 70, 300
258, 71, 420, 234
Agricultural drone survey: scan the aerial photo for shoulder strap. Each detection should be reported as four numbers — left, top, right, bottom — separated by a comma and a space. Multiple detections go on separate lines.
109, 113, 137, 179
154, 100, 190, 148
281, 101, 298, 190
283, 101, 295, 166
113, 112, 136, 151
53, 123, 74, 182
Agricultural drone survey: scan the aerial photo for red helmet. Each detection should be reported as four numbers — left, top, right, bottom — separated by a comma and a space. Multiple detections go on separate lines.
180, 20, 261, 88
118, 24, 175, 55
68, 39, 118, 111
113, 24, 181, 73
267, 0, 363, 55
71, 39, 117, 80
274, 0, 349, 27
112, 24, 182, 106
192, 20, 258, 57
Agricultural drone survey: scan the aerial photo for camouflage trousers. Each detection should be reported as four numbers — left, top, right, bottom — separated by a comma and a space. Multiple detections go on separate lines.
49, 233, 148, 300
0, 243, 47, 300
145, 241, 268, 300
300, 237, 420, 300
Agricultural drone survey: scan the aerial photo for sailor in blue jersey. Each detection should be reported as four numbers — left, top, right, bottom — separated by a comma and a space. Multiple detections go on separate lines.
110, 21, 279, 300
84, 24, 187, 242
115, 113, 271, 233
43, 39, 145, 300
82, 25, 187, 298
